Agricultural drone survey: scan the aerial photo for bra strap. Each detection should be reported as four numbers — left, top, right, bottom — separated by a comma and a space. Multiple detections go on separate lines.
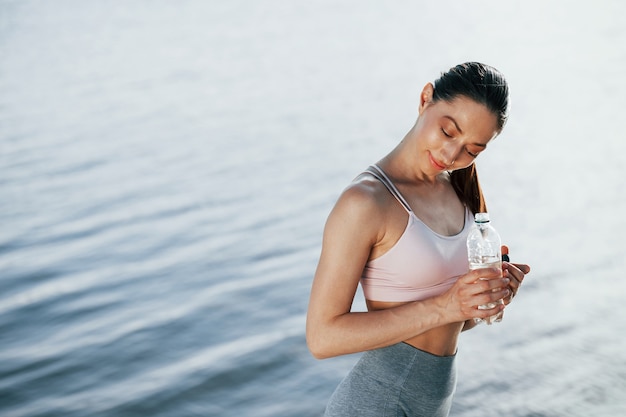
365, 165, 413, 214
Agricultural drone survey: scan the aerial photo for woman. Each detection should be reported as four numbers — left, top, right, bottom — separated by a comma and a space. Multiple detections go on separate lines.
306, 62, 531, 416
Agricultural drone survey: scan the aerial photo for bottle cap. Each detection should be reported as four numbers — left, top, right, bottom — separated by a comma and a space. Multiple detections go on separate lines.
502, 245, 509, 262
475, 212, 490, 223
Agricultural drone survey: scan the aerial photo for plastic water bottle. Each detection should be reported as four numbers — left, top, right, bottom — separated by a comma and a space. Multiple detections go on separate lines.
466, 212, 503, 325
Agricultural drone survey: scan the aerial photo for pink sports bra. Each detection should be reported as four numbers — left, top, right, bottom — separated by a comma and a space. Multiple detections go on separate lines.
360, 165, 473, 302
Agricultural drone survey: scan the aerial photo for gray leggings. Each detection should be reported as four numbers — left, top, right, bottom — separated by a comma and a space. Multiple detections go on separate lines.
324, 342, 457, 417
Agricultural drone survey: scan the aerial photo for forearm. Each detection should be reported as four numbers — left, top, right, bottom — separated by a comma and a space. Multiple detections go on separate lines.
306, 297, 448, 359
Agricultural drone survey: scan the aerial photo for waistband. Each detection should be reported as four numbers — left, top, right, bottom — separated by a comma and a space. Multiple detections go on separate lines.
355, 342, 457, 388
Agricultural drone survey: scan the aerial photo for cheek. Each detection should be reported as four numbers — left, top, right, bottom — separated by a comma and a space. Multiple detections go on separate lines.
424, 129, 444, 148
414, 130, 437, 151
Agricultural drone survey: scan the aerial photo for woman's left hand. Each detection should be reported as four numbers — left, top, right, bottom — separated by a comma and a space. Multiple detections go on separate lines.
501, 245, 530, 305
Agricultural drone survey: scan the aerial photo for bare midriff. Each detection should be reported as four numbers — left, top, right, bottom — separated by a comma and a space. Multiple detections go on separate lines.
366, 299, 465, 357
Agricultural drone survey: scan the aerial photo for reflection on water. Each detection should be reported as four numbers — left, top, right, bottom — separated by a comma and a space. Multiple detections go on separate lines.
1, 1, 625, 416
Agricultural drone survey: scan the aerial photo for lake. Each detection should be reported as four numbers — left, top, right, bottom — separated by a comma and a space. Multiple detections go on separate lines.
1, 1, 625, 416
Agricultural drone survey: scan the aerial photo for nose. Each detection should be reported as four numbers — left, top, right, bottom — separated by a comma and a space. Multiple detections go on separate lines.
441, 142, 461, 166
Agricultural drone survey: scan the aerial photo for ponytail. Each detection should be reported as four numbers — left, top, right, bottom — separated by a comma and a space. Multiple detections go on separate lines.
450, 163, 486, 215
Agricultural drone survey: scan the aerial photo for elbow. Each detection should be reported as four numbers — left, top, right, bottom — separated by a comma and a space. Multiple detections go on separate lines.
306, 331, 330, 360
306, 324, 335, 360
307, 339, 332, 360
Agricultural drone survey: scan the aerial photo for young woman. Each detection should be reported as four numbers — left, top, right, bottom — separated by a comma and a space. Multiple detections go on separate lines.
306, 62, 531, 416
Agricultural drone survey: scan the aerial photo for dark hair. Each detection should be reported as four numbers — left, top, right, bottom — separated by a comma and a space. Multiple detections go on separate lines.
432, 62, 509, 214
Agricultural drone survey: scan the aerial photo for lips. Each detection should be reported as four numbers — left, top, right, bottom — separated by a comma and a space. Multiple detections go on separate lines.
428, 152, 447, 170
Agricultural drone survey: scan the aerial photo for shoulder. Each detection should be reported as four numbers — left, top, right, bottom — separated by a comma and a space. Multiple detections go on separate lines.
323, 173, 391, 243
333, 173, 391, 220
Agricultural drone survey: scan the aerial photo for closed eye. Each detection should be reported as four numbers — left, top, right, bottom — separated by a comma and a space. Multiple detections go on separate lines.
441, 128, 452, 138
466, 143, 487, 158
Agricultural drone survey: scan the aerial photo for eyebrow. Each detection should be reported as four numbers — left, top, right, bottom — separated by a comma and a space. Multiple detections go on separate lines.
443, 115, 487, 148
443, 115, 463, 134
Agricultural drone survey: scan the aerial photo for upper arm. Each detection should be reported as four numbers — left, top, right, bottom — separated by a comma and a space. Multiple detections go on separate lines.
307, 182, 384, 325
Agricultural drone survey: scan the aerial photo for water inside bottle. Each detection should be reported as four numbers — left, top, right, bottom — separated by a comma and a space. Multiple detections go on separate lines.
469, 259, 503, 324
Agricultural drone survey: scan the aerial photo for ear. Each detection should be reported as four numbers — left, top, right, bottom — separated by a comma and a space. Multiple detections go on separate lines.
418, 83, 435, 115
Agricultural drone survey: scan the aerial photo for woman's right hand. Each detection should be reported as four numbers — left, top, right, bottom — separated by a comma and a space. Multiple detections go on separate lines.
438, 268, 510, 323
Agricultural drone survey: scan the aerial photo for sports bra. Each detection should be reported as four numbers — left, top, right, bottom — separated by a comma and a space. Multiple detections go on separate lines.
360, 165, 473, 302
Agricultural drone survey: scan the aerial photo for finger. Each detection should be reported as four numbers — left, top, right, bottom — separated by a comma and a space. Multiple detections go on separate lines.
502, 272, 518, 299
500, 277, 513, 305
485, 288, 509, 304
504, 262, 528, 283
500, 294, 512, 309
501, 267, 520, 299
468, 276, 510, 298
485, 276, 510, 292
512, 262, 531, 275
503, 265, 523, 288
460, 267, 502, 284
472, 299, 506, 319
499, 246, 530, 275
472, 280, 510, 303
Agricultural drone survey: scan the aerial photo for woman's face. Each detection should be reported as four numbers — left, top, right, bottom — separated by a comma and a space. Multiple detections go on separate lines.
416, 86, 500, 176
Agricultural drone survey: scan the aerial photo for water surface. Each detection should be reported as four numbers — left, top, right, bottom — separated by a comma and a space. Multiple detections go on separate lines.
1, 1, 625, 416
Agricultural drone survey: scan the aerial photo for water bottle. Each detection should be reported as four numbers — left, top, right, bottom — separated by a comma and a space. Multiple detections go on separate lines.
466, 212, 503, 325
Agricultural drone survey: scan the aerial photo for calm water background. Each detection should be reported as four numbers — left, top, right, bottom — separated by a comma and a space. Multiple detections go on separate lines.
1, 1, 625, 416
